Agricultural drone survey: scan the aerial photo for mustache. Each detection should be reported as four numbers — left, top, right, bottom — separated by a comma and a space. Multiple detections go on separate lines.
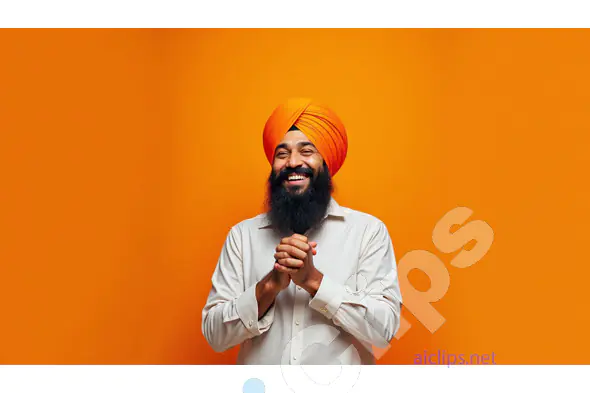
275, 167, 314, 183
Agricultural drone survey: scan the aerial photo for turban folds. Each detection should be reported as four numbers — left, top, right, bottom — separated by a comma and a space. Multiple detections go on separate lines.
263, 98, 348, 177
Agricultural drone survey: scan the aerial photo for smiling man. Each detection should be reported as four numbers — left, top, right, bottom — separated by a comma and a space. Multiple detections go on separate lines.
202, 98, 403, 365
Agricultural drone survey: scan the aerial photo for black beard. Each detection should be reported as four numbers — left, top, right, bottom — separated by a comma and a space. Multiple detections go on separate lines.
266, 162, 333, 235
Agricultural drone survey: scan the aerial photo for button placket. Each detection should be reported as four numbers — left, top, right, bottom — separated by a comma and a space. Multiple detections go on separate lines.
290, 282, 308, 364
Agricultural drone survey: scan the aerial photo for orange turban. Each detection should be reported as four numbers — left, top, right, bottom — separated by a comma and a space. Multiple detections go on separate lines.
263, 98, 348, 177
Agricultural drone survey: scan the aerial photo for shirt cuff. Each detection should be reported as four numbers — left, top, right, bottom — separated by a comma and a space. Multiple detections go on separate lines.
308, 274, 347, 320
235, 283, 275, 336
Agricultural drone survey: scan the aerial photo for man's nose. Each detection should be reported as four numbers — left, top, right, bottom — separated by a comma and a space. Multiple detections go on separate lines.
287, 153, 303, 168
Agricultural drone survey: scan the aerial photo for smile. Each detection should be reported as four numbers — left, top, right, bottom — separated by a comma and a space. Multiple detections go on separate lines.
288, 174, 307, 181
285, 173, 310, 184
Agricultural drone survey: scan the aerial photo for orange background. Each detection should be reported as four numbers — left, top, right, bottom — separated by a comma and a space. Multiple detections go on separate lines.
1, 29, 589, 364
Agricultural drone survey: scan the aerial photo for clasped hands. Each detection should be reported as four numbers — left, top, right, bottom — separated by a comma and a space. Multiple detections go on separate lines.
272, 233, 323, 295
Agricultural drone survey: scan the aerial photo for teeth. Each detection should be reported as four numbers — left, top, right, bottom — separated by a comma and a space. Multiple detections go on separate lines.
288, 175, 306, 181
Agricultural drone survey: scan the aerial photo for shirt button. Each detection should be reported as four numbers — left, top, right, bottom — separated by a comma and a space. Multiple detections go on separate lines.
295, 320, 300, 325
248, 320, 253, 327
297, 286, 302, 291
293, 355, 297, 360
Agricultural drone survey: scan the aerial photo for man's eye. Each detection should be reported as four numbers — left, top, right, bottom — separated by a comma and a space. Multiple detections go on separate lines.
301, 149, 314, 155
276, 152, 288, 158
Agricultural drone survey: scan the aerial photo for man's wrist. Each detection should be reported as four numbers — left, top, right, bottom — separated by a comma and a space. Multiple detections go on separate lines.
257, 272, 281, 299
301, 269, 323, 297
256, 272, 282, 320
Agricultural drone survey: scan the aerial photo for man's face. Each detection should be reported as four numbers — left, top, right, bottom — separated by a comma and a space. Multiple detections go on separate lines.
272, 130, 324, 194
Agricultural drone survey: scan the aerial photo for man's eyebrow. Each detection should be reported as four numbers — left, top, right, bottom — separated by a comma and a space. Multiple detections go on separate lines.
274, 143, 288, 153
297, 141, 316, 149
274, 141, 316, 153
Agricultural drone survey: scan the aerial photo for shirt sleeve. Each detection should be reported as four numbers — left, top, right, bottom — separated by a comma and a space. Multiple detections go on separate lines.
308, 220, 403, 350
201, 225, 276, 353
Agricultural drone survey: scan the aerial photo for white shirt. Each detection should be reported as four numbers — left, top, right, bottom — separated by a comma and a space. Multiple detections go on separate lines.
201, 198, 403, 365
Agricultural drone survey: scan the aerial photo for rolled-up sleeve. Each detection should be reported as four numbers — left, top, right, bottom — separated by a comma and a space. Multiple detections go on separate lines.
309, 220, 403, 349
201, 225, 275, 352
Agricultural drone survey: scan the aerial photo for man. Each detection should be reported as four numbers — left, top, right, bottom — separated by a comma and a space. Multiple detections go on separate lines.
202, 98, 403, 365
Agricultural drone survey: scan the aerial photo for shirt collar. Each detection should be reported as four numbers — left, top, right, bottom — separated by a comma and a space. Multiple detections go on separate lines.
258, 197, 346, 229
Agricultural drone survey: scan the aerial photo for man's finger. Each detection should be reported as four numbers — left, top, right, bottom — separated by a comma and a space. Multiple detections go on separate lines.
276, 244, 307, 260
273, 251, 303, 262
274, 251, 293, 260
309, 241, 318, 255
280, 238, 310, 253
281, 235, 308, 245
276, 257, 304, 269
274, 262, 299, 274
290, 234, 308, 243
